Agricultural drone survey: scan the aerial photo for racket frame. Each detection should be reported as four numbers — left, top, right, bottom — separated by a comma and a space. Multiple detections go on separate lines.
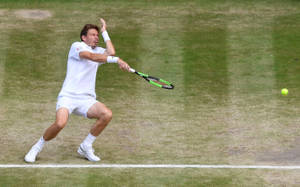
129, 68, 174, 89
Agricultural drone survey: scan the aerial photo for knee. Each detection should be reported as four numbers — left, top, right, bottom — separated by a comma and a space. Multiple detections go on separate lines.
54, 120, 67, 130
100, 109, 112, 122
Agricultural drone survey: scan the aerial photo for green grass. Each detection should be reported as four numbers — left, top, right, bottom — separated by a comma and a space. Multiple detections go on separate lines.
0, 168, 267, 186
274, 13, 300, 94
1, 0, 300, 186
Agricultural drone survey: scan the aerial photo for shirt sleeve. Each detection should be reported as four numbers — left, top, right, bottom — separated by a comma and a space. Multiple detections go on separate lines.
69, 42, 89, 60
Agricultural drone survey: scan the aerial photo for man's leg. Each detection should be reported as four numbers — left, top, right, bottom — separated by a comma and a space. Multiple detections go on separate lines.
25, 108, 69, 163
87, 102, 112, 136
78, 102, 112, 162
43, 108, 69, 141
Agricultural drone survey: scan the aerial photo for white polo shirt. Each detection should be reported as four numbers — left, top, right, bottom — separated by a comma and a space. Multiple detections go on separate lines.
58, 42, 106, 98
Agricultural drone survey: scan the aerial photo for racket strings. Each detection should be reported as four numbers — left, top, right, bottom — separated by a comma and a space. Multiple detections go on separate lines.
148, 78, 167, 85
136, 71, 174, 89
146, 77, 174, 89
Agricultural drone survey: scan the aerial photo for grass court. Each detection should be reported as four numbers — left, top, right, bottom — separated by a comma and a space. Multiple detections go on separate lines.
0, 0, 300, 186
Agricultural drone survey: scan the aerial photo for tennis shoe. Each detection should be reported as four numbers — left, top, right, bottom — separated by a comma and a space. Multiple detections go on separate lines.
24, 145, 41, 163
77, 144, 100, 162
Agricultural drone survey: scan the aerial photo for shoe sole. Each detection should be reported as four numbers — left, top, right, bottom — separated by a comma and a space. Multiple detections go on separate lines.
24, 157, 35, 163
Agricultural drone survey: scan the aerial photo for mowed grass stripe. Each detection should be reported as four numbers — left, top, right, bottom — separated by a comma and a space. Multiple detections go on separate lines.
182, 12, 229, 163
256, 13, 300, 163
0, 13, 9, 145
226, 11, 279, 163
132, 11, 186, 163
0, 29, 6, 100
3, 24, 54, 101
0, 20, 57, 163
94, 22, 144, 163
273, 13, 300, 94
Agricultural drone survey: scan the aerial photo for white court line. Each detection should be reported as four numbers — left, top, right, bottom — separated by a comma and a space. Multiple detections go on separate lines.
1, 164, 300, 169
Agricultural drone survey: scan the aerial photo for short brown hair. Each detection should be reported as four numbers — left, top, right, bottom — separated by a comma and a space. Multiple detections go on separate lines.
80, 24, 99, 41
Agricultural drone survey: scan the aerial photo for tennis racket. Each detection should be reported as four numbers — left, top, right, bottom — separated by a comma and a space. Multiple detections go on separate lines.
129, 68, 174, 89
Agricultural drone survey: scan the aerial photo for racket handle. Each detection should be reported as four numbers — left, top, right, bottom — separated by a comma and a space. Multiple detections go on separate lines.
129, 68, 135, 73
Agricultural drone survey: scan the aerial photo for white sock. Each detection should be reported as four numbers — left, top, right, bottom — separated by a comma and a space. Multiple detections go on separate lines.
35, 136, 45, 150
82, 133, 96, 147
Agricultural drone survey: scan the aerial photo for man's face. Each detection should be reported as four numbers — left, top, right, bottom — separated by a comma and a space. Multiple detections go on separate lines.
82, 28, 99, 48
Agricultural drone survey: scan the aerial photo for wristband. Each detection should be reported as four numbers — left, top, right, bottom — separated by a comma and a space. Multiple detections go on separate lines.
102, 31, 111, 42
107, 56, 119, 63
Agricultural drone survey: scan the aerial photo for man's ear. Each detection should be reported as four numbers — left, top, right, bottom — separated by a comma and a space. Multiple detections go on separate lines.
81, 35, 86, 42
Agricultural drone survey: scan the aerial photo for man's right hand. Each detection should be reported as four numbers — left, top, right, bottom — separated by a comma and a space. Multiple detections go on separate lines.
117, 58, 130, 72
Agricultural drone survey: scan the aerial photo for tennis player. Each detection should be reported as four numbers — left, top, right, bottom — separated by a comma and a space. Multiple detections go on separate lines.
25, 18, 130, 162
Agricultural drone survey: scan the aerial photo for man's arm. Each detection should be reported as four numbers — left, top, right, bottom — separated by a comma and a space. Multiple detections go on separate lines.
100, 18, 116, 56
79, 51, 107, 62
79, 51, 130, 72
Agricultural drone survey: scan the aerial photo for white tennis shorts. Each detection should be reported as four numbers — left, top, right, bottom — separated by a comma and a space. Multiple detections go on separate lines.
56, 95, 98, 118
